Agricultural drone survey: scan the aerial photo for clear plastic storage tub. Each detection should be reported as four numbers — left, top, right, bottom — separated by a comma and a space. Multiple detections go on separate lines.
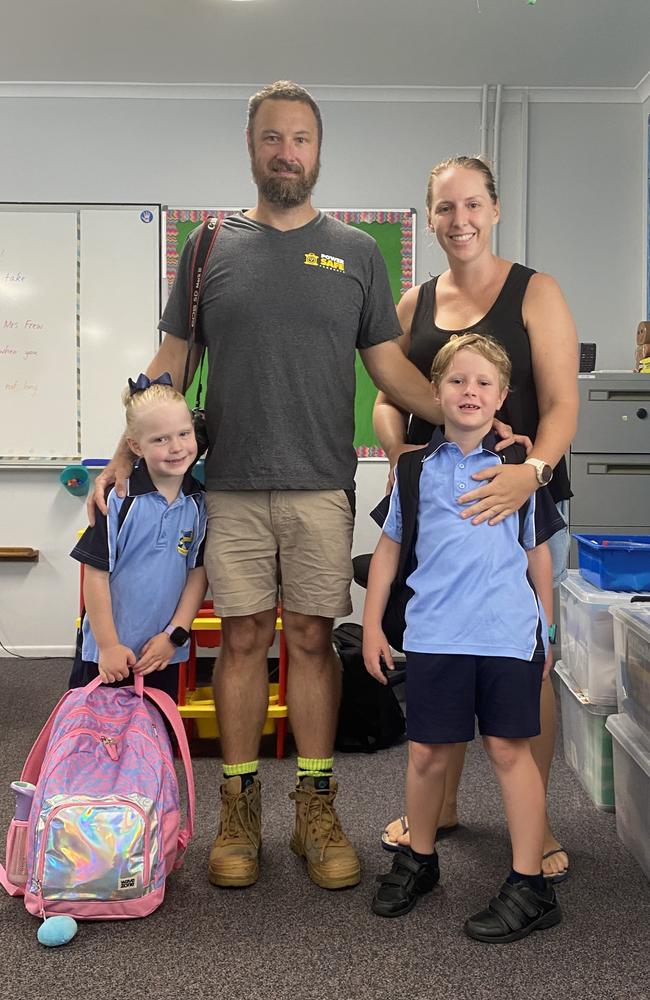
610, 605, 650, 738
559, 570, 650, 705
605, 713, 650, 881
555, 659, 616, 811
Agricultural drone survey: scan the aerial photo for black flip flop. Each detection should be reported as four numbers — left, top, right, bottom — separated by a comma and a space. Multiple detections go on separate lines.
542, 847, 570, 885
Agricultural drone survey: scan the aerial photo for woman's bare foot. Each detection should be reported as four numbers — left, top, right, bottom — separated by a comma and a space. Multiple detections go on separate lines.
541, 832, 569, 882
381, 809, 460, 850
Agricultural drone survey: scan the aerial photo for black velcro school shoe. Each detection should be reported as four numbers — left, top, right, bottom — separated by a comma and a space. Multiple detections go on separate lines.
464, 878, 562, 943
372, 848, 440, 918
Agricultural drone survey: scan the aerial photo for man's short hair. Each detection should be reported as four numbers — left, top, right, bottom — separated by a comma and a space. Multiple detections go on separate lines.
247, 81, 323, 149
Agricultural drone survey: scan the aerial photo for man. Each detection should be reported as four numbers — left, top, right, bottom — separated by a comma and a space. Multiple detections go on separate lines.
90, 81, 440, 891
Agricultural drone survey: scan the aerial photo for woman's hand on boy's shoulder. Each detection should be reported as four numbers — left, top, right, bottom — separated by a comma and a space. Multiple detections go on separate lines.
491, 418, 533, 454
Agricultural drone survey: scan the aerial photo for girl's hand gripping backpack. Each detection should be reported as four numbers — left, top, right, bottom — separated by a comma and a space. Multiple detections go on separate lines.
0, 673, 195, 921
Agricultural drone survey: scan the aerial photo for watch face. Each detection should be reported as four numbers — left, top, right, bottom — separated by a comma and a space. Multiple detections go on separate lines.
169, 627, 190, 647
540, 463, 553, 485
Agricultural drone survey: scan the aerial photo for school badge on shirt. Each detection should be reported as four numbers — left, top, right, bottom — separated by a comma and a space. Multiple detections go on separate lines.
177, 530, 194, 556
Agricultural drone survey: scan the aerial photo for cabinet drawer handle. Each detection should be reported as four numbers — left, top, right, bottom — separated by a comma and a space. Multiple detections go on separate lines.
586, 463, 650, 475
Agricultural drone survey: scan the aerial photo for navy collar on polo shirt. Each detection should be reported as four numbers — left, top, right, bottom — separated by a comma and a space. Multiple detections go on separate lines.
423, 427, 503, 461
127, 460, 204, 498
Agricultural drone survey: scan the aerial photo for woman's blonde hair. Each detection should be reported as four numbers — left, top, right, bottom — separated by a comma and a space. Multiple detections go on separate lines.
426, 155, 498, 214
121, 380, 188, 439
430, 333, 511, 392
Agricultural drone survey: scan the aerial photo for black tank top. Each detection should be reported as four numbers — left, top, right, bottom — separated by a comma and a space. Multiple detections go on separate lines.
406, 263, 571, 502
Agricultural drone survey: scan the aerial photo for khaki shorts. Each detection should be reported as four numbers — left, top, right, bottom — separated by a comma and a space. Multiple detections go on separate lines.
204, 490, 354, 619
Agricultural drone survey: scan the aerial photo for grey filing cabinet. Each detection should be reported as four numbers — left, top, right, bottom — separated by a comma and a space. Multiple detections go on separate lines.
569, 372, 650, 565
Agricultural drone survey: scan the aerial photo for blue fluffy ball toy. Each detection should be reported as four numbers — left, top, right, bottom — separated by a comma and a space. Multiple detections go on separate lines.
37, 915, 78, 947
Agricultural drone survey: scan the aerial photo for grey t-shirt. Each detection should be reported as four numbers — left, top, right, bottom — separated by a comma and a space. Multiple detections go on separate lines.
159, 212, 401, 491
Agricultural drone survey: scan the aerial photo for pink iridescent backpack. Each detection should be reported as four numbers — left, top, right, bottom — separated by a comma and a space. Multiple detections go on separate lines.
0, 674, 195, 921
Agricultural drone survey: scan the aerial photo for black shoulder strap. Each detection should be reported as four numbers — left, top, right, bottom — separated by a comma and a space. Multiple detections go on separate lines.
394, 449, 426, 584
498, 441, 529, 544
181, 217, 222, 396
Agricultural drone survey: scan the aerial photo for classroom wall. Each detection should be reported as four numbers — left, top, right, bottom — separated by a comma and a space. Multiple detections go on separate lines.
0, 91, 645, 652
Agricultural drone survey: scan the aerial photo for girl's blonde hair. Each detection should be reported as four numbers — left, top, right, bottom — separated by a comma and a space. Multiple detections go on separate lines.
121, 380, 188, 439
430, 333, 511, 392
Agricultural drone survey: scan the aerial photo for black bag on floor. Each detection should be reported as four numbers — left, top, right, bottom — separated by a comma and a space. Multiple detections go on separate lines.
333, 623, 405, 753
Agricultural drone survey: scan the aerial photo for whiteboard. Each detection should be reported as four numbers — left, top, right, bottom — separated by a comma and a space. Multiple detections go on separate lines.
0, 204, 161, 464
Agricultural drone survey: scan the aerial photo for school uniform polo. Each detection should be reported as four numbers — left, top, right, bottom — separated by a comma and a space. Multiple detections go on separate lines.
383, 429, 552, 660
71, 461, 206, 667
381, 429, 563, 742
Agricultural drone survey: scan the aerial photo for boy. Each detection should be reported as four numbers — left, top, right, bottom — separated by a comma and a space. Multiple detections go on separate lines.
363, 333, 563, 943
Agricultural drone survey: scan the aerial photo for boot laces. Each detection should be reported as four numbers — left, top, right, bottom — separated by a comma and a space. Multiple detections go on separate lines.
306, 791, 346, 859
221, 786, 260, 846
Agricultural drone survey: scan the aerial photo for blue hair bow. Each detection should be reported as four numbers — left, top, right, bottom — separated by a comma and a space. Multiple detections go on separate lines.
127, 372, 174, 395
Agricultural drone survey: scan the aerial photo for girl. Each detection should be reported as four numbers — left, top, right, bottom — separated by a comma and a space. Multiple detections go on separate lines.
69, 373, 207, 699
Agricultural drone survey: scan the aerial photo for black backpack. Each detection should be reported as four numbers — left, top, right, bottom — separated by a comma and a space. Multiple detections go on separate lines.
332, 623, 405, 753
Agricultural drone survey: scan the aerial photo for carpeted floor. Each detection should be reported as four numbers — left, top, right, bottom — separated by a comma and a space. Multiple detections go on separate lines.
0, 658, 648, 1000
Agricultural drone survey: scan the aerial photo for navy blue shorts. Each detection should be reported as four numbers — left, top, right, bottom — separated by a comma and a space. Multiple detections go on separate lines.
69, 642, 180, 703
405, 651, 544, 744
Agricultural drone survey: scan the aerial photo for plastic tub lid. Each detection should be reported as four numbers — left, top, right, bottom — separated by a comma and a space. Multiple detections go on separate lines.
608, 605, 650, 639
560, 569, 650, 604
605, 713, 650, 777
554, 659, 617, 714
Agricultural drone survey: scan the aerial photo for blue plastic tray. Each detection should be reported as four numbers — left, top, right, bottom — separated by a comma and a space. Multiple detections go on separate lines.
573, 533, 650, 592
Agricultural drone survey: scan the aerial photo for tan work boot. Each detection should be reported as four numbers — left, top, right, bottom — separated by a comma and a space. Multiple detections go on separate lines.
289, 777, 361, 889
208, 775, 262, 888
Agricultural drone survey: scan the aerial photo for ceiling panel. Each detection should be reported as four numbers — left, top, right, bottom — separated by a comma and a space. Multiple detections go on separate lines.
1, 0, 649, 90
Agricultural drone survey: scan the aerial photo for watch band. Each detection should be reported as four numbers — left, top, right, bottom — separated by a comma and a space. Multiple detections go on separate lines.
524, 458, 553, 486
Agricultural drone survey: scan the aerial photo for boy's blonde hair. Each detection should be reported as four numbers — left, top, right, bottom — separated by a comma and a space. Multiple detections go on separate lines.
430, 333, 511, 392
121, 381, 188, 439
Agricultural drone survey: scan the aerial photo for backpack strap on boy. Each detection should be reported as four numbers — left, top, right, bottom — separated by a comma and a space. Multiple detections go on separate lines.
381, 447, 427, 653
496, 441, 530, 545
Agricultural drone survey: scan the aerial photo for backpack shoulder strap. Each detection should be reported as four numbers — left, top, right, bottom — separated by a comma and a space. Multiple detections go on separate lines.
499, 442, 528, 466
140, 685, 196, 859
182, 217, 222, 395
497, 441, 530, 544
394, 448, 426, 583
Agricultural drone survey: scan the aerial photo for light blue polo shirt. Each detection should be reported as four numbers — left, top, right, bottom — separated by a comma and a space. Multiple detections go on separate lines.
382, 435, 547, 660
72, 461, 207, 664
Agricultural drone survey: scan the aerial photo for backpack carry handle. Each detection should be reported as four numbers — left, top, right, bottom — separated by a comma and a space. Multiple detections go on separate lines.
19, 674, 195, 853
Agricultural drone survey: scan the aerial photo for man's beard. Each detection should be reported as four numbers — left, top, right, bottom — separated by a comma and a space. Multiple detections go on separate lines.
251, 156, 320, 208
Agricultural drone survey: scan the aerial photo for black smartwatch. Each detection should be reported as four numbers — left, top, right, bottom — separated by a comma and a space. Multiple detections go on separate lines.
164, 624, 190, 647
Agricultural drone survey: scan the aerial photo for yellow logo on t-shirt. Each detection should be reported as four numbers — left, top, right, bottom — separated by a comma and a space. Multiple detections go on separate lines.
304, 251, 345, 273
177, 530, 194, 556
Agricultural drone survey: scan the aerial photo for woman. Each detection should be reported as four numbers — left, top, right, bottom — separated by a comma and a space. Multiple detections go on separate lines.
375, 156, 579, 882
